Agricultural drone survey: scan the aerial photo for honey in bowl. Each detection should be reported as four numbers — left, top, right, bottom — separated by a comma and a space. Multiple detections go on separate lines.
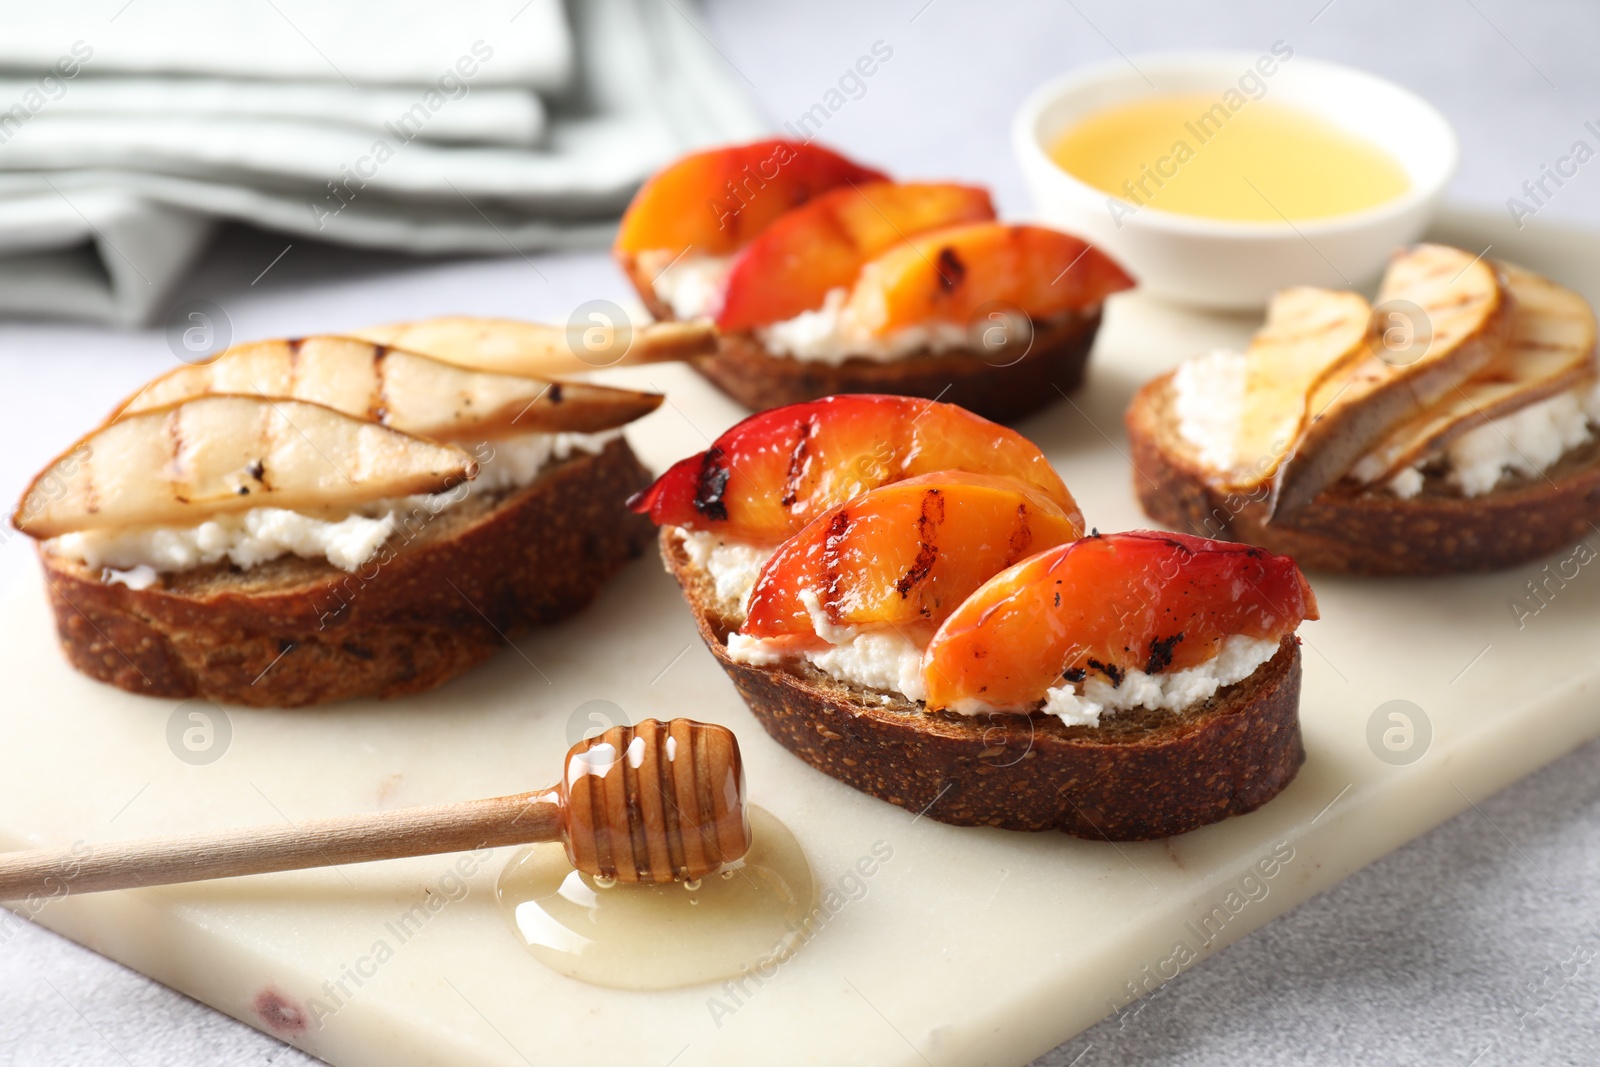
1049, 93, 1410, 222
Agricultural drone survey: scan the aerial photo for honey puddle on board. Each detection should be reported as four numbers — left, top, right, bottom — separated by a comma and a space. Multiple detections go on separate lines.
1049, 94, 1410, 222
496, 806, 818, 990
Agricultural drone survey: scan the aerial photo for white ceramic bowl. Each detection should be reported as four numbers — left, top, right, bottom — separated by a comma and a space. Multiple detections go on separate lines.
1013, 51, 1458, 310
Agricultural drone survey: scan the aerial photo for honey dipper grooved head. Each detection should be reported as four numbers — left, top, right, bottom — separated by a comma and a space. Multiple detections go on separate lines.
560, 718, 750, 884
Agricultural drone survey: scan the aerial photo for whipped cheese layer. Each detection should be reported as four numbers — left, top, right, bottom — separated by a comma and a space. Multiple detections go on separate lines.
648, 254, 969, 365
1172, 349, 1600, 498
1040, 634, 1281, 728
676, 528, 772, 619
49, 430, 622, 579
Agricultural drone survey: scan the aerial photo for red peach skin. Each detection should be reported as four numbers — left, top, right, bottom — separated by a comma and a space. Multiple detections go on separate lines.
740, 471, 1086, 643
715, 182, 996, 331
844, 222, 1135, 335
613, 139, 887, 260
628, 394, 1078, 546
923, 531, 1318, 711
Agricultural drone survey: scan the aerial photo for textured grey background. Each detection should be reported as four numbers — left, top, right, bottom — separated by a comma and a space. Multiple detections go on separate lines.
1, 1, 1598, 1063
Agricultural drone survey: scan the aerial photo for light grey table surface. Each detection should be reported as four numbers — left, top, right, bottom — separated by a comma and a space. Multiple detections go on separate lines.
2, 1, 1598, 1064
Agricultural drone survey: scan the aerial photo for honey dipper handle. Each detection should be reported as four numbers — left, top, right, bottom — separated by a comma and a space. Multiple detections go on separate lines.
0, 791, 563, 901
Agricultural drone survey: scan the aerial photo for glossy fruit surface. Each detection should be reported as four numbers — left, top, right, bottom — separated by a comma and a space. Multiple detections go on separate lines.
844, 223, 1134, 334
613, 140, 887, 258
923, 531, 1317, 711
715, 182, 995, 331
630, 395, 1078, 546
740, 471, 1085, 643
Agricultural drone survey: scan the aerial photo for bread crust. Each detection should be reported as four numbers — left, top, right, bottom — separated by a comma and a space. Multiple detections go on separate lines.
685, 311, 1102, 423
662, 529, 1304, 840
39, 440, 655, 707
1127, 371, 1600, 575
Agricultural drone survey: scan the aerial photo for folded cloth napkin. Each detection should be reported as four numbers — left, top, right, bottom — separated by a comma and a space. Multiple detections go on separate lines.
0, 77, 547, 146
0, 0, 574, 91
0, 0, 767, 325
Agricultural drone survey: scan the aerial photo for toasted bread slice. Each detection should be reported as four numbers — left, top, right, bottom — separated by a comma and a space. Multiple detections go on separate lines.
687, 309, 1103, 423
39, 440, 654, 707
661, 528, 1304, 840
1127, 370, 1600, 574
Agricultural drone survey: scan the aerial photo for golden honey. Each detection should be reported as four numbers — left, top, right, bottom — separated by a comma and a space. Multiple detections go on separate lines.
1050, 94, 1409, 221
497, 807, 817, 991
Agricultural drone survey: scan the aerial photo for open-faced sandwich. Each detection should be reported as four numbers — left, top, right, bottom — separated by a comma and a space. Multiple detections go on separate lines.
11, 335, 671, 707
632, 395, 1317, 839
612, 139, 1135, 422
1128, 243, 1600, 574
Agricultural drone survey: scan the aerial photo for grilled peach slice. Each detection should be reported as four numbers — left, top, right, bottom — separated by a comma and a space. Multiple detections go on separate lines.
844, 222, 1134, 335
740, 471, 1085, 644
614, 140, 887, 261
715, 182, 996, 331
629, 395, 1078, 546
923, 531, 1317, 712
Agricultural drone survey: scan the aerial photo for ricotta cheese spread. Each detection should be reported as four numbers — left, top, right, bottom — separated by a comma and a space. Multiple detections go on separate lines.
47, 429, 622, 578
1360, 383, 1600, 499
1172, 350, 1600, 498
756, 287, 970, 365
1038, 634, 1281, 728
649, 253, 734, 321
675, 528, 772, 618
648, 254, 971, 365
1171, 349, 1248, 472
725, 588, 928, 702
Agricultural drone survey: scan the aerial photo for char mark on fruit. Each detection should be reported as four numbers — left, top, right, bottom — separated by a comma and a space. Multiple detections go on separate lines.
549, 382, 564, 404
780, 416, 816, 508
1006, 503, 1034, 563
1062, 666, 1087, 683
936, 247, 965, 294
692, 447, 732, 521
1144, 633, 1184, 674
822, 508, 852, 611
895, 489, 944, 599
1086, 657, 1125, 688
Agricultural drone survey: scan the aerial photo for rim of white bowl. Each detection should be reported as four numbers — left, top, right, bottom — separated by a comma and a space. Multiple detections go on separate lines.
1012, 50, 1459, 238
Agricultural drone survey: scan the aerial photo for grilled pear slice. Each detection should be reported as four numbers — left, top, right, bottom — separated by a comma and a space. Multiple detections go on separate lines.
112, 337, 662, 439
1222, 288, 1373, 491
348, 317, 718, 380
1353, 261, 1598, 482
15, 395, 475, 539
1269, 243, 1511, 518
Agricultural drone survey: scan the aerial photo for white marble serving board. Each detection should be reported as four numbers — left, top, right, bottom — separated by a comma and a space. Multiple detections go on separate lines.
3, 209, 1598, 1067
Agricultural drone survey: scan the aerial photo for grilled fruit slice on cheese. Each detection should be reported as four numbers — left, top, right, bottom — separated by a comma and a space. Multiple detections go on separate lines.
1223, 288, 1374, 492
1352, 261, 1599, 482
842, 223, 1135, 336
1269, 243, 1510, 517
14, 395, 475, 538
739, 471, 1084, 644
112, 337, 663, 440
715, 182, 996, 332
349, 317, 718, 381
923, 531, 1317, 713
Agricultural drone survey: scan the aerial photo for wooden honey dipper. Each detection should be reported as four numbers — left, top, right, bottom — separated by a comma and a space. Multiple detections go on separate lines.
0, 718, 749, 900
